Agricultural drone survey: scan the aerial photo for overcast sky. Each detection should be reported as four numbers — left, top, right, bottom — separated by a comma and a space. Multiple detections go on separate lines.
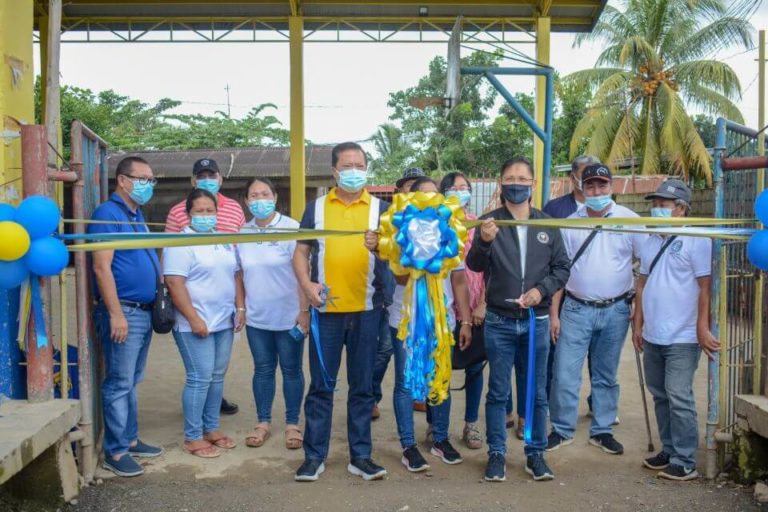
35, 6, 768, 151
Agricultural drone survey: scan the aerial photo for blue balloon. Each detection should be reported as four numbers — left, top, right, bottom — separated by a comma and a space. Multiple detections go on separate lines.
0, 259, 29, 289
24, 237, 68, 277
0, 203, 15, 221
756, 190, 768, 226
14, 195, 60, 239
747, 230, 768, 271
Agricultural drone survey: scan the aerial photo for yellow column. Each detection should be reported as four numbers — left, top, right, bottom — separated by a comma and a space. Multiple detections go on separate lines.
534, 16, 550, 207
289, 16, 306, 219
754, 29, 765, 395
0, 0, 35, 204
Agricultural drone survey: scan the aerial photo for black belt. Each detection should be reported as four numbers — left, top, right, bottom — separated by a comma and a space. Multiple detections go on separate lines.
488, 307, 530, 320
117, 300, 153, 311
565, 291, 634, 309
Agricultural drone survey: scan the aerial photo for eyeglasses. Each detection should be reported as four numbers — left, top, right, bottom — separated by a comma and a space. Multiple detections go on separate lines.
502, 177, 534, 185
122, 175, 158, 186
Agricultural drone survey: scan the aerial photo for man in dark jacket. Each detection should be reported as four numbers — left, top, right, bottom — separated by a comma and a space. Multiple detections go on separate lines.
467, 157, 570, 483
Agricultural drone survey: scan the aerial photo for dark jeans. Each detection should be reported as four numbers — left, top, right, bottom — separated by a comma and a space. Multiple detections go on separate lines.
372, 308, 393, 404
303, 308, 381, 462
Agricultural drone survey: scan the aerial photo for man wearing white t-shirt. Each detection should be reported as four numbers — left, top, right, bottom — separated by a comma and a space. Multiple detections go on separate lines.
632, 179, 719, 481
547, 164, 644, 456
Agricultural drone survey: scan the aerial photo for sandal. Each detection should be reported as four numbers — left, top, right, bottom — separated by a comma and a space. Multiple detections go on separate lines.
245, 423, 271, 448
204, 431, 237, 450
184, 440, 220, 459
285, 425, 303, 450
516, 418, 525, 441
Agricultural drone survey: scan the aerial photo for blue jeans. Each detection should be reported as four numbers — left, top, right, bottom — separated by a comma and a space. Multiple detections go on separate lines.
550, 297, 630, 438
464, 361, 484, 423
173, 329, 235, 441
304, 309, 381, 461
95, 303, 153, 458
644, 341, 701, 469
246, 326, 305, 425
484, 310, 549, 457
392, 328, 451, 448
372, 308, 393, 404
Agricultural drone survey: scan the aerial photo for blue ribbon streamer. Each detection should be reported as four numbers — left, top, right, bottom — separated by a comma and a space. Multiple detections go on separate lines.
309, 287, 337, 392
523, 307, 536, 445
404, 276, 437, 401
29, 277, 48, 349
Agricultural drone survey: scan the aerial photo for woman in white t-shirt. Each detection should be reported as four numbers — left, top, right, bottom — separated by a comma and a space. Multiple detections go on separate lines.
164, 189, 245, 459
237, 177, 308, 450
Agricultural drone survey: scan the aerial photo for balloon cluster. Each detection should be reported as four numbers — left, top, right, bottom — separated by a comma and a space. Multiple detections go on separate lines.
0, 196, 68, 289
748, 190, 768, 271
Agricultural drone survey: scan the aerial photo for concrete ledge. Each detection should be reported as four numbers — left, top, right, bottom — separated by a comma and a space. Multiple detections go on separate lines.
0, 399, 80, 485
734, 394, 768, 439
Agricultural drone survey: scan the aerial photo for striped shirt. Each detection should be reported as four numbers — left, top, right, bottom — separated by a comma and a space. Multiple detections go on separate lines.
298, 188, 390, 313
165, 192, 245, 233
456, 212, 485, 320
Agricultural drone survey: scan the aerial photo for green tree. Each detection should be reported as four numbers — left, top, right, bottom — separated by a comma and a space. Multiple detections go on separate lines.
552, 74, 592, 165
566, 0, 755, 182
692, 113, 717, 148
367, 123, 416, 184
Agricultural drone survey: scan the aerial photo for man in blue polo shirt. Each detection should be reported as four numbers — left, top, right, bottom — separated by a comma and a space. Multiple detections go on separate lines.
89, 156, 164, 477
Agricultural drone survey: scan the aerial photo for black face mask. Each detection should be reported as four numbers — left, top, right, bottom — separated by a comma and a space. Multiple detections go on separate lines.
502, 184, 532, 204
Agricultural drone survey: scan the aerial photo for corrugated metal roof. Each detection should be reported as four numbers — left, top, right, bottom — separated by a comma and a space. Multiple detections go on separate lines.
107, 145, 335, 179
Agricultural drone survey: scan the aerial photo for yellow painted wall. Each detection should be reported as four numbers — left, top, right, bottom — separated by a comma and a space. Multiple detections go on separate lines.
0, 0, 34, 204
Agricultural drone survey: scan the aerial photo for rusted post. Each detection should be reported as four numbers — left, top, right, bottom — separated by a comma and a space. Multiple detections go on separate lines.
21, 125, 54, 403
721, 156, 768, 171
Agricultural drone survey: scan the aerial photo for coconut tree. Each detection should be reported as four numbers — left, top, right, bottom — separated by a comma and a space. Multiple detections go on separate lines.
567, 0, 756, 182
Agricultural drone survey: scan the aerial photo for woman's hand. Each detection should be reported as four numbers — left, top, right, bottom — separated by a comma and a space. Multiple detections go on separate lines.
190, 316, 209, 338
458, 323, 472, 351
234, 309, 246, 332
296, 310, 310, 333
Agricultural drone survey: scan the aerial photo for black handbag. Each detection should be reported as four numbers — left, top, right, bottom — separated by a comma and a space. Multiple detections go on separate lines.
148, 253, 175, 334
451, 323, 486, 370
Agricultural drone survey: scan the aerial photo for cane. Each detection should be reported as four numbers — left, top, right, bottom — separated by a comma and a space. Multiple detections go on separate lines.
631, 323, 655, 453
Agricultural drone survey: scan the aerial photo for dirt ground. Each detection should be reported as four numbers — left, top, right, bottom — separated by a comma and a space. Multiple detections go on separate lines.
40, 324, 760, 512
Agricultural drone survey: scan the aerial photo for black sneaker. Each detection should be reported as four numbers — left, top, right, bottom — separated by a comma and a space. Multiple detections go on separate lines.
129, 439, 164, 458
102, 454, 144, 477
525, 454, 554, 481
589, 433, 624, 455
401, 446, 430, 473
643, 451, 671, 470
484, 452, 506, 482
220, 398, 239, 415
545, 431, 573, 451
348, 458, 387, 481
658, 464, 699, 481
430, 439, 463, 465
295, 459, 325, 482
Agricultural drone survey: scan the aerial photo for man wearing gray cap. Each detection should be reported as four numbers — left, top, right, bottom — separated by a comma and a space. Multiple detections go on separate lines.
632, 179, 719, 481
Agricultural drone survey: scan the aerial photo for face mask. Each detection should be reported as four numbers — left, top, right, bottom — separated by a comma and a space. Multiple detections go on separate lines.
190, 215, 217, 232
446, 190, 472, 207
249, 199, 276, 220
501, 184, 531, 205
651, 207, 673, 218
337, 169, 368, 193
585, 194, 612, 212
196, 178, 220, 195
128, 181, 154, 206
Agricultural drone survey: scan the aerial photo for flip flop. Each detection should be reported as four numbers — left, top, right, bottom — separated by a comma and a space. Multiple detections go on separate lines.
204, 431, 237, 450
184, 440, 220, 459
245, 423, 271, 448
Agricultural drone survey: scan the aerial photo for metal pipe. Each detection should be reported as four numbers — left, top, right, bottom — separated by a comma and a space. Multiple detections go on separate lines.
21, 125, 54, 404
714, 431, 733, 444
48, 170, 78, 182
542, 69, 553, 205
721, 156, 768, 171
705, 117, 727, 479
70, 121, 95, 484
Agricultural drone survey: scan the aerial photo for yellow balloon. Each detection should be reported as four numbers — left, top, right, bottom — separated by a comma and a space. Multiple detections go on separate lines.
0, 221, 31, 261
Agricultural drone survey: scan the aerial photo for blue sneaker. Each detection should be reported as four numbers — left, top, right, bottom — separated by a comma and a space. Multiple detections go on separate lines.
525, 454, 554, 481
484, 452, 506, 482
102, 454, 144, 477
129, 439, 164, 458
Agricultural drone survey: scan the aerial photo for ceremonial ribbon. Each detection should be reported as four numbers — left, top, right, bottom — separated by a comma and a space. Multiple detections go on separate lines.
29, 277, 48, 349
309, 286, 337, 392
524, 307, 536, 445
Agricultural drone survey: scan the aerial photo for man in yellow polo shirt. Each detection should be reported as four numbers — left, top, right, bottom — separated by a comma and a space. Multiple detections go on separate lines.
293, 142, 390, 482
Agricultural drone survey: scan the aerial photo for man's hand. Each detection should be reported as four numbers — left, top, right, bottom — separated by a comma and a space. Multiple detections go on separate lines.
697, 325, 721, 360
364, 230, 379, 252
109, 310, 129, 343
520, 288, 542, 308
458, 323, 472, 351
471, 302, 486, 326
479, 218, 499, 243
302, 281, 325, 308
632, 328, 644, 353
296, 310, 310, 333
550, 315, 560, 344
190, 316, 209, 338
234, 310, 246, 333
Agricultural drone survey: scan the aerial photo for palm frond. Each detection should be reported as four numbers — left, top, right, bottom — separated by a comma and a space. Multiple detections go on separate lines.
638, 98, 661, 175
673, 59, 742, 99
682, 82, 744, 123
583, 105, 625, 163
669, 16, 754, 63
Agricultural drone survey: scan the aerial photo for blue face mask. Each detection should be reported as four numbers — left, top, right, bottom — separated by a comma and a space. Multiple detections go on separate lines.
651, 207, 673, 218
190, 215, 217, 232
129, 181, 154, 206
585, 194, 612, 212
337, 169, 368, 193
446, 190, 472, 207
196, 178, 221, 195
501, 184, 531, 205
249, 199, 276, 220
